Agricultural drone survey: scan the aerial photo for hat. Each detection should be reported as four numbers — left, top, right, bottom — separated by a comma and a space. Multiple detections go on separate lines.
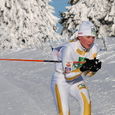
78, 21, 96, 37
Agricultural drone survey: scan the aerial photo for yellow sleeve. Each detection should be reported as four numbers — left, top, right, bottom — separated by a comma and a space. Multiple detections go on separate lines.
84, 71, 96, 77
91, 53, 97, 58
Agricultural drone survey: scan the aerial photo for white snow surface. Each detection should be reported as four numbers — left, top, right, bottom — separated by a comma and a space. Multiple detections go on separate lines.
0, 38, 115, 115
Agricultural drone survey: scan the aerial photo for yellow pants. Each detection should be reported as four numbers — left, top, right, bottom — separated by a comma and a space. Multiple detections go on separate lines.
51, 72, 91, 115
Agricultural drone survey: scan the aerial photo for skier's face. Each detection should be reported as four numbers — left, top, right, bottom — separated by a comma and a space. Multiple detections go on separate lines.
78, 36, 95, 49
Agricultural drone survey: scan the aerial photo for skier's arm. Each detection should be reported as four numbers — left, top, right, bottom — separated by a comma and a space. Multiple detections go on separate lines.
61, 46, 82, 81
82, 58, 102, 77
84, 46, 102, 77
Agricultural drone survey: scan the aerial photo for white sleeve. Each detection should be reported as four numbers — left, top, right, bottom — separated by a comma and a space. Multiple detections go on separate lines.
61, 46, 82, 81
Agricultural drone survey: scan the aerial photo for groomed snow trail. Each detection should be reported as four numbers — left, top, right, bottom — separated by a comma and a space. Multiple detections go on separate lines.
0, 38, 115, 115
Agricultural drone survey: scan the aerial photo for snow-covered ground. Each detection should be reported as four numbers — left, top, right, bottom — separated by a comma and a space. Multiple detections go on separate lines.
0, 38, 115, 115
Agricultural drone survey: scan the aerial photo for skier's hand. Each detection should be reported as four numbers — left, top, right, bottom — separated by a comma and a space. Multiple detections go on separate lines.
80, 58, 102, 72
80, 58, 94, 72
89, 58, 102, 72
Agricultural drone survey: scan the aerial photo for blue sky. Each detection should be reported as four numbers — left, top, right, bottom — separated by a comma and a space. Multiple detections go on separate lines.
50, 0, 69, 33
50, 0, 68, 17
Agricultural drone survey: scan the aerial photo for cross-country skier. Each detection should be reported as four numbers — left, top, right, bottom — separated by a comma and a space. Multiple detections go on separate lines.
51, 21, 102, 115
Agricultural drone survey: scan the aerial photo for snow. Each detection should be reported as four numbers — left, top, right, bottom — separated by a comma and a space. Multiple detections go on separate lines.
0, 0, 114, 114
0, 38, 115, 115
0, 0, 60, 52
0, 49, 55, 115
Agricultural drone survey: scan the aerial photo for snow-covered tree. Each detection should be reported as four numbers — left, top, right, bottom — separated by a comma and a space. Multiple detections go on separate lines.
0, 0, 60, 52
60, 0, 115, 39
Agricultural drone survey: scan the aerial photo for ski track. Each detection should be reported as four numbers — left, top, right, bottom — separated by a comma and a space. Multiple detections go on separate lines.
0, 39, 115, 115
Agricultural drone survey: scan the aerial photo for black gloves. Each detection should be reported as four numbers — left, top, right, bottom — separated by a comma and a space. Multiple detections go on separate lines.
90, 58, 102, 72
80, 58, 102, 72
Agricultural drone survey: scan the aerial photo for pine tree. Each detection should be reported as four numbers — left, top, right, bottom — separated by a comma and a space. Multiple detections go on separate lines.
60, 0, 115, 39
0, 0, 60, 52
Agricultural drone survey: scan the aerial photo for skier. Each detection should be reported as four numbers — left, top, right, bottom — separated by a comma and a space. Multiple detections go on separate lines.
51, 21, 102, 115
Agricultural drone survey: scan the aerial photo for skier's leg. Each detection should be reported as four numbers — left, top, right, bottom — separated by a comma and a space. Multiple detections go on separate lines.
70, 80, 91, 115
51, 73, 70, 115
54, 83, 70, 115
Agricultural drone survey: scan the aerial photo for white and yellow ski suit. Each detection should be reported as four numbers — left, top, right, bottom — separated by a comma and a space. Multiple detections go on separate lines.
51, 40, 98, 115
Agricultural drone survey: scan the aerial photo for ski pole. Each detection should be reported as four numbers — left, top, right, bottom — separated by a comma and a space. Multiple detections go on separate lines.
0, 59, 61, 63
0, 58, 85, 64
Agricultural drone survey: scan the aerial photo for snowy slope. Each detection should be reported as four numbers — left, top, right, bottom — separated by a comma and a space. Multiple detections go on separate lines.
0, 38, 115, 115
